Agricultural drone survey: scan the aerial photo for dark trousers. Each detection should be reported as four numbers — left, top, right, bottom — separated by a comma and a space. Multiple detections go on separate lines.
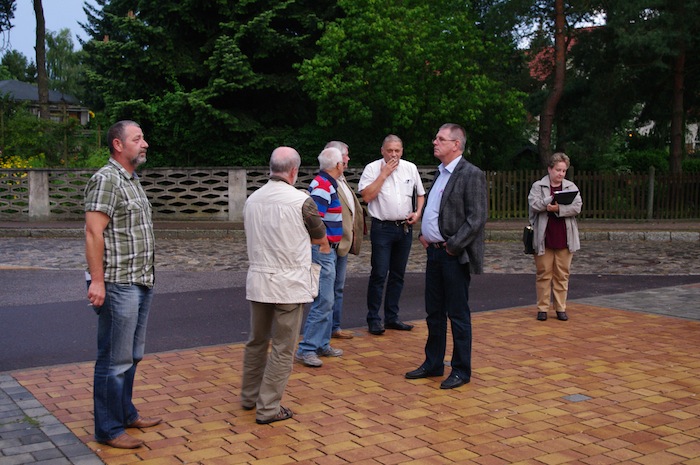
423, 247, 472, 379
366, 220, 412, 324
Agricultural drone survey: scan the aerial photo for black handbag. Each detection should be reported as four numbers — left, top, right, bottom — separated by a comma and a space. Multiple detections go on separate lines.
523, 225, 535, 254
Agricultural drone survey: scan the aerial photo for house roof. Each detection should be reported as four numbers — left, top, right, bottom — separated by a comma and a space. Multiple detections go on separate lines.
0, 79, 81, 105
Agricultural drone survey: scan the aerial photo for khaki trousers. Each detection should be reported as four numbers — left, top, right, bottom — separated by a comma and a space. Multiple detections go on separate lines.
534, 248, 573, 313
241, 302, 303, 421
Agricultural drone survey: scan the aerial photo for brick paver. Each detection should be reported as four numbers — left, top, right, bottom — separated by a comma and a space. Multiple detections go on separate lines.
10, 302, 700, 464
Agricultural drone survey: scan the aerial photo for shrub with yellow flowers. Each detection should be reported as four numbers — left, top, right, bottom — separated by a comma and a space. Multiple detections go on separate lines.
0, 154, 46, 169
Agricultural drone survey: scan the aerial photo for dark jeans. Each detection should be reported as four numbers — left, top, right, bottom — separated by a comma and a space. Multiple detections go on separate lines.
366, 220, 412, 324
423, 247, 472, 379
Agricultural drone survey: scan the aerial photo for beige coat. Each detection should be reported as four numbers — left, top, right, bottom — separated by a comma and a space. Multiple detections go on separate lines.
336, 176, 365, 257
528, 175, 582, 255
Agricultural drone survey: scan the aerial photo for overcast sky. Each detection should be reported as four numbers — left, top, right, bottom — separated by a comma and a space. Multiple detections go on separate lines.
2, 0, 93, 60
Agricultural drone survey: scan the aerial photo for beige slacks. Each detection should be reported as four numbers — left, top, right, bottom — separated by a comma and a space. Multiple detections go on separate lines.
241, 301, 303, 421
534, 248, 573, 313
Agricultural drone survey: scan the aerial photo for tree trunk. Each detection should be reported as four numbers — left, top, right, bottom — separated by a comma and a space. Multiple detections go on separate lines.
537, 0, 566, 167
670, 49, 685, 175
33, 0, 49, 121
669, 0, 686, 175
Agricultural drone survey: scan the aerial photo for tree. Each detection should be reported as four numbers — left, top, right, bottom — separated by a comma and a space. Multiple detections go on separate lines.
32, 0, 48, 120
606, 0, 700, 174
537, 0, 566, 166
0, 0, 16, 59
46, 28, 82, 97
1, 49, 35, 81
0, 0, 14, 35
505, 0, 605, 166
80, 0, 339, 166
298, 0, 526, 167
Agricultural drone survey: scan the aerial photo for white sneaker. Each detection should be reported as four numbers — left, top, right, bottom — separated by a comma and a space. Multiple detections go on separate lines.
295, 352, 323, 367
318, 346, 343, 357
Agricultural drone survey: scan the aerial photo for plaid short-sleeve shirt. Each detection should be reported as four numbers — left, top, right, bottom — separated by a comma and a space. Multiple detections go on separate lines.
84, 158, 155, 287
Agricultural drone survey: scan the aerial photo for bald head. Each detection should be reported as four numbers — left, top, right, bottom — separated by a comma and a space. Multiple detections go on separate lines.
270, 146, 301, 184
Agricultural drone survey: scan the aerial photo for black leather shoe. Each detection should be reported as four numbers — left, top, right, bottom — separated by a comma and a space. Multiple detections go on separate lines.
556, 311, 569, 321
537, 312, 547, 321
368, 321, 385, 335
385, 320, 414, 331
440, 373, 469, 389
405, 367, 443, 379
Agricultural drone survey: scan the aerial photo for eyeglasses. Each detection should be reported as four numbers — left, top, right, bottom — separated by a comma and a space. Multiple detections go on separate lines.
433, 136, 457, 143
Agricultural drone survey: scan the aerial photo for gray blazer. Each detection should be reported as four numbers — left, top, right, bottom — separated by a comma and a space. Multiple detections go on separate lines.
432, 158, 488, 274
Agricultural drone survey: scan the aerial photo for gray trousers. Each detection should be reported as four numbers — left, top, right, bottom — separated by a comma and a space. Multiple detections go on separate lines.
240, 301, 304, 421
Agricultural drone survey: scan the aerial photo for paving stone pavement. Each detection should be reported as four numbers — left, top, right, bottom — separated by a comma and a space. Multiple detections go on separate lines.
1, 224, 700, 465
1, 235, 700, 275
0, 374, 103, 465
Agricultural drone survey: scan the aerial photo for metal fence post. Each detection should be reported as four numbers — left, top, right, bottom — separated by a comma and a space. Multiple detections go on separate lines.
647, 166, 655, 220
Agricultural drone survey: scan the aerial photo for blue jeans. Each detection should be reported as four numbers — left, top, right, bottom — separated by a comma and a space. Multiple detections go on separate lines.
366, 221, 412, 324
423, 247, 472, 379
93, 283, 154, 442
332, 253, 349, 333
297, 245, 336, 355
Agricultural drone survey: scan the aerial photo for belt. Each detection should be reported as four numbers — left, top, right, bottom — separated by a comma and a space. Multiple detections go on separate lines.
375, 219, 408, 227
428, 242, 447, 249
330, 242, 339, 249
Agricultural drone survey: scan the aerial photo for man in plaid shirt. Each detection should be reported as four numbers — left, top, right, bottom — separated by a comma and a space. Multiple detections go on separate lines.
84, 120, 161, 449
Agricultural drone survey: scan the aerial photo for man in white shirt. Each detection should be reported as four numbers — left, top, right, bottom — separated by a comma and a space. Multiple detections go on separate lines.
358, 134, 425, 335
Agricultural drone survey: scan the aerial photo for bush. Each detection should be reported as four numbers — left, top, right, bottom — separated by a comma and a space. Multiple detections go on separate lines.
623, 149, 670, 173
682, 157, 700, 173
0, 153, 46, 168
73, 148, 110, 169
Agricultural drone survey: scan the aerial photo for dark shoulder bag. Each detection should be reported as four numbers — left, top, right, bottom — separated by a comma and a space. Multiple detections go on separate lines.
523, 225, 535, 254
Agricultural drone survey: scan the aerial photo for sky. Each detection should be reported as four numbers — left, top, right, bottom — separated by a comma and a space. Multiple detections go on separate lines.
2, 0, 93, 60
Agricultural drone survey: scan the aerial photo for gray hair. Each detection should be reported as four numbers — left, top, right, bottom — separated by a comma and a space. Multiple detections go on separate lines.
382, 134, 403, 147
269, 146, 301, 175
549, 152, 570, 168
324, 140, 349, 156
318, 147, 343, 171
439, 123, 466, 151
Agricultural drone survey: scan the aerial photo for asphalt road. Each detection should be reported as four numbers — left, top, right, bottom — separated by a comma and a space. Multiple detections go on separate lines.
2, 269, 700, 372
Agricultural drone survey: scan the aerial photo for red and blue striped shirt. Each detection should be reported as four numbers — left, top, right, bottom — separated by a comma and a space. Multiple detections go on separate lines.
308, 171, 342, 244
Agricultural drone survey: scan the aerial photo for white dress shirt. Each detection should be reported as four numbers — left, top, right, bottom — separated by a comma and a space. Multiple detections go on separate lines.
421, 156, 462, 243
358, 159, 425, 221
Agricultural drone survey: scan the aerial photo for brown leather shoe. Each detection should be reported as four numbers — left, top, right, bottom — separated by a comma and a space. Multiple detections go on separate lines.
331, 329, 354, 339
101, 432, 143, 449
127, 416, 162, 428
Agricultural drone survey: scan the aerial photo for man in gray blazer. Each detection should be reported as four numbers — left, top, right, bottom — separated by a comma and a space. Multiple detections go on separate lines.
405, 123, 487, 389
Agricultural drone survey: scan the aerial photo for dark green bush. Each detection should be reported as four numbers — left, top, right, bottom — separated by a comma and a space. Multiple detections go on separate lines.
682, 157, 700, 173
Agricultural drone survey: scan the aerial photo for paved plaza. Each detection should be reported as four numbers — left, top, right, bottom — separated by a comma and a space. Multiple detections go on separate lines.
1, 221, 699, 465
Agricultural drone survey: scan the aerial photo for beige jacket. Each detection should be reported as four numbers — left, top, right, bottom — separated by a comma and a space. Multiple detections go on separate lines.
528, 175, 582, 255
244, 179, 320, 303
336, 176, 365, 257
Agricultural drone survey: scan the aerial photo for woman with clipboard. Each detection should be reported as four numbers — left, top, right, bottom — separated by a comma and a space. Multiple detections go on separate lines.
528, 153, 583, 322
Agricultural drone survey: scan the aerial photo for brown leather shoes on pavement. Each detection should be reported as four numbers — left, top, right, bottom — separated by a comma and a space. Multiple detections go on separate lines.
101, 432, 143, 449
127, 416, 162, 429
331, 329, 354, 339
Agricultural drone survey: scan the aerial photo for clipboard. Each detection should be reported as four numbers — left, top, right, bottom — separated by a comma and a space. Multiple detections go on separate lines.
553, 189, 578, 205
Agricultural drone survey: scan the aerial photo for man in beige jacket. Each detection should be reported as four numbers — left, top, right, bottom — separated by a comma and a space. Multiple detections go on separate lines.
325, 141, 365, 339
241, 146, 327, 424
